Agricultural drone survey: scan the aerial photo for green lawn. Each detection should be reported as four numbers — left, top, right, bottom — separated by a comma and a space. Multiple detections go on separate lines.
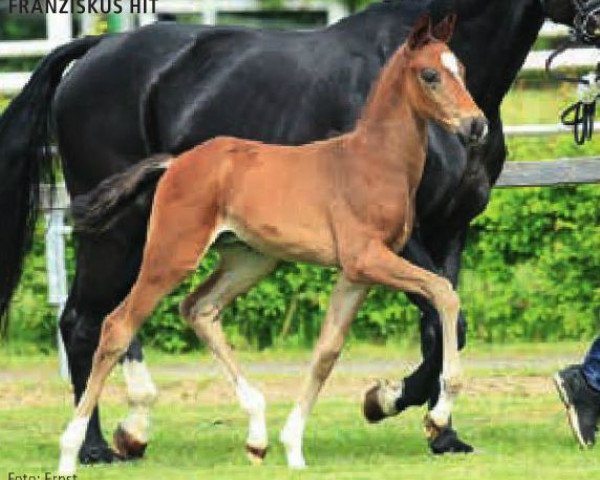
502, 85, 575, 125
1, 345, 599, 479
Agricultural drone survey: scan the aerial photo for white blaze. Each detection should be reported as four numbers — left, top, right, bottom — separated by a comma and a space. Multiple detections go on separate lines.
441, 51, 462, 82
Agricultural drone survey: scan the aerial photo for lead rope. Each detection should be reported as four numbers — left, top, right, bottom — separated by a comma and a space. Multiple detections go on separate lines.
545, 35, 600, 145
560, 66, 600, 144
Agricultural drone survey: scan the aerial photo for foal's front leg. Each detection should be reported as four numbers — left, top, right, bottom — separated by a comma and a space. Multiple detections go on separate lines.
280, 277, 368, 469
347, 240, 462, 429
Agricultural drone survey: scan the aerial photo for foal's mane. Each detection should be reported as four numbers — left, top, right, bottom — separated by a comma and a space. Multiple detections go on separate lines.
356, 42, 413, 126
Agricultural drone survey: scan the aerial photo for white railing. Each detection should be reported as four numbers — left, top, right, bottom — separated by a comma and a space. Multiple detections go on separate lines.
525, 47, 598, 71
505, 122, 600, 137
0, 1, 348, 92
2, 14, 598, 94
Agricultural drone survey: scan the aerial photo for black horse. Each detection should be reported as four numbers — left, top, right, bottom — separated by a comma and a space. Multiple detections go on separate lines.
0, 0, 594, 465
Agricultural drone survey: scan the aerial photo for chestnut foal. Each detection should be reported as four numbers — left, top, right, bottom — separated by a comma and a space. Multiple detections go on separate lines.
59, 15, 486, 473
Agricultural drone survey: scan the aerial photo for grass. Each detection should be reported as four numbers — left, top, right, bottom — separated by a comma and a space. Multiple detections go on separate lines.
1, 344, 600, 479
0, 340, 587, 370
501, 84, 575, 125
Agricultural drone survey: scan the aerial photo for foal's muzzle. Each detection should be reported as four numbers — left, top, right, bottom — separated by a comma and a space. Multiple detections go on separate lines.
457, 116, 489, 146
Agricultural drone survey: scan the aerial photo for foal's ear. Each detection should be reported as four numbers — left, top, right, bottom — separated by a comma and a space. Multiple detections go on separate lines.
407, 14, 433, 50
432, 14, 457, 43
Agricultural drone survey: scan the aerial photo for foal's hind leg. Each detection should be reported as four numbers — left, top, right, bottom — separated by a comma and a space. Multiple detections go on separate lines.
115, 341, 158, 459
58, 199, 216, 474
280, 276, 369, 469
180, 243, 277, 464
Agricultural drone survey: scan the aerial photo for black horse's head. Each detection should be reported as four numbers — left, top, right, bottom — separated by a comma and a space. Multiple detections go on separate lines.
542, 0, 600, 43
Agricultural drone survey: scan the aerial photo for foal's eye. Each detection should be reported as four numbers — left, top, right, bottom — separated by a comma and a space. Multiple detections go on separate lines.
420, 68, 441, 84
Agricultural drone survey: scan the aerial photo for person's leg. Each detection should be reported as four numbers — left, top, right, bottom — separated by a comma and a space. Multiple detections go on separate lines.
554, 338, 600, 448
582, 337, 600, 392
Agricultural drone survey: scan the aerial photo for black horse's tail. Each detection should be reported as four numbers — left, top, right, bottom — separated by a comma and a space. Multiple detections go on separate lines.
0, 35, 103, 335
72, 154, 172, 234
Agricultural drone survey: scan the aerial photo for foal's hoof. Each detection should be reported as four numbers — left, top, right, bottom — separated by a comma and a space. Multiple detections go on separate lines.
245, 444, 268, 465
363, 380, 402, 423
113, 425, 148, 460
78, 442, 124, 465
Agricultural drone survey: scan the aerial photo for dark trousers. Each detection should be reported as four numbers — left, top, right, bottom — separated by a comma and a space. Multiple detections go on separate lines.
582, 336, 600, 392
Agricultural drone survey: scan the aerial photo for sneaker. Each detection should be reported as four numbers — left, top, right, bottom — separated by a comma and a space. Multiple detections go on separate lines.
553, 365, 600, 448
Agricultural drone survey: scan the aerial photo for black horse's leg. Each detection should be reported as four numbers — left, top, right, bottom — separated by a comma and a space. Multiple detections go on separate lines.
59, 205, 151, 464
60, 298, 118, 464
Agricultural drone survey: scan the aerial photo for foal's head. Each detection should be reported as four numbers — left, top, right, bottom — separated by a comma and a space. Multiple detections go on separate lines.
403, 15, 488, 146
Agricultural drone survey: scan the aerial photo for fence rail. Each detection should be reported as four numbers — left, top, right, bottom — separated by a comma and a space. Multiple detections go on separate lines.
2, 48, 596, 94
1, 15, 598, 94
496, 157, 600, 187
41, 154, 600, 211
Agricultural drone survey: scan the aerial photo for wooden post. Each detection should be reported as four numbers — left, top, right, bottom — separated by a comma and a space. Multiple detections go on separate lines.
202, 0, 218, 25
45, 209, 71, 380
46, 11, 72, 43
326, 2, 348, 25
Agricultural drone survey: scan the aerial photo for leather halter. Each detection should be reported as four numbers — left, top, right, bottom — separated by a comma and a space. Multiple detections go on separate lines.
540, 0, 600, 43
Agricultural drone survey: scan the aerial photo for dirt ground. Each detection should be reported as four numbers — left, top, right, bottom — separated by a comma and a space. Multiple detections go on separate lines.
0, 356, 563, 409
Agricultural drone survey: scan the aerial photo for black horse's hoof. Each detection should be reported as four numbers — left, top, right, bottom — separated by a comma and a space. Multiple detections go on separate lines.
363, 383, 388, 423
113, 425, 148, 460
78, 442, 124, 465
428, 426, 474, 455
363, 380, 404, 423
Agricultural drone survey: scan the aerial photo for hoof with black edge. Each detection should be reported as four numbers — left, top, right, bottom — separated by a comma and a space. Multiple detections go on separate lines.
113, 425, 148, 460
363, 384, 387, 423
245, 444, 268, 465
363, 380, 403, 423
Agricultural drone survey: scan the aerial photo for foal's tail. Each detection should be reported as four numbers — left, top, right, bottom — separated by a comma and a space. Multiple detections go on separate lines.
72, 154, 172, 233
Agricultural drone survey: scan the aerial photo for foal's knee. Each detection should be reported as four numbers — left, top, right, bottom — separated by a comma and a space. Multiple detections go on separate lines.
430, 280, 459, 317
313, 331, 346, 382
314, 349, 342, 382
180, 294, 220, 336
95, 316, 133, 362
